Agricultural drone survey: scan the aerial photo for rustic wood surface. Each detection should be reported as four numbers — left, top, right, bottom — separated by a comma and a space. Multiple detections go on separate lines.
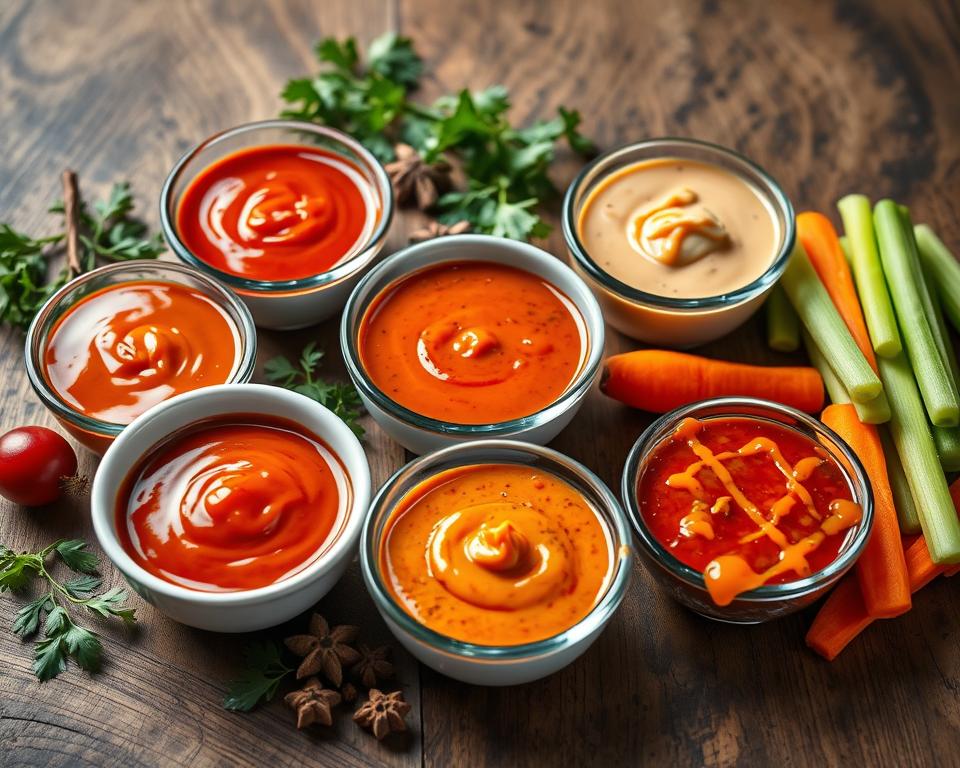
1, 0, 958, 765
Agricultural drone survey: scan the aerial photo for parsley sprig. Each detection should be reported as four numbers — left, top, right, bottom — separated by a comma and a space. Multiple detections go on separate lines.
281, 33, 595, 240
223, 640, 293, 711
264, 342, 365, 437
1, 539, 137, 682
1, 180, 164, 331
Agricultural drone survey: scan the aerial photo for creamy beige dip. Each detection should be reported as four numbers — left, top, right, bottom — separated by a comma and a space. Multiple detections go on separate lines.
577, 158, 779, 299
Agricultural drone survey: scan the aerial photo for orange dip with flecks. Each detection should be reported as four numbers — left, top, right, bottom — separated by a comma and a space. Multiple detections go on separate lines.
380, 464, 614, 645
43, 280, 241, 424
116, 416, 351, 592
176, 144, 379, 281
639, 417, 860, 605
358, 262, 586, 424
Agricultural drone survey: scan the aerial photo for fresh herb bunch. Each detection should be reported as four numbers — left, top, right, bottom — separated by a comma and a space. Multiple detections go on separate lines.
0, 180, 164, 331
281, 33, 595, 240
223, 640, 293, 711
1, 539, 137, 681
264, 342, 365, 437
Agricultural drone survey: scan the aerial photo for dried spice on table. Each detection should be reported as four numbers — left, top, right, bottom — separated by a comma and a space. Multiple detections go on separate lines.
285, 678, 342, 729
284, 613, 361, 687
353, 689, 411, 741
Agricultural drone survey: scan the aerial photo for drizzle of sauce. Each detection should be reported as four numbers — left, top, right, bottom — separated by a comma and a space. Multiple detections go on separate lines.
640, 417, 861, 606
628, 188, 731, 267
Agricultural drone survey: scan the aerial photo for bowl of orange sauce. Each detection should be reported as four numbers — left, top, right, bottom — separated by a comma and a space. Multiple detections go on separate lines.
25, 261, 256, 454
361, 440, 632, 685
160, 120, 393, 329
623, 397, 873, 623
91, 383, 371, 632
341, 234, 605, 454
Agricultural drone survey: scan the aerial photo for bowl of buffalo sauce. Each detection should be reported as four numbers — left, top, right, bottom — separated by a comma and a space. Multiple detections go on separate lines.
161, 120, 393, 330
360, 439, 632, 685
341, 234, 605, 454
623, 397, 874, 623
91, 383, 371, 632
25, 261, 256, 453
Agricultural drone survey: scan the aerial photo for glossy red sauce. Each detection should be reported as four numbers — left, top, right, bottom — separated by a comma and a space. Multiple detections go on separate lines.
116, 416, 351, 592
639, 417, 860, 605
176, 144, 377, 281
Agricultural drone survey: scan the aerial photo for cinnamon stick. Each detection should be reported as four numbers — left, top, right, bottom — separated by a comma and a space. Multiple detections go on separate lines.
61, 169, 82, 278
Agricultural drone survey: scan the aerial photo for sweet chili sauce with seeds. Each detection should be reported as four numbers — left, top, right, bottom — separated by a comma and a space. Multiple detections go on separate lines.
176, 144, 379, 282
639, 417, 860, 605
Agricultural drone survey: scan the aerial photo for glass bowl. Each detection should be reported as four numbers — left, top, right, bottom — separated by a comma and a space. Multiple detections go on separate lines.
340, 234, 606, 455
562, 137, 795, 347
160, 119, 394, 330
25, 260, 257, 454
360, 439, 634, 685
622, 397, 874, 623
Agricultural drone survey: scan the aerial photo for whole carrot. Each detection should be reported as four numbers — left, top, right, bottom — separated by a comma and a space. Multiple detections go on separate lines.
600, 350, 824, 414
820, 403, 910, 617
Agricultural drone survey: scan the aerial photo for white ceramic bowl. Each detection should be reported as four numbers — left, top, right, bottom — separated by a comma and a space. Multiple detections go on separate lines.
160, 120, 394, 330
340, 234, 606, 454
91, 384, 372, 632
360, 440, 633, 686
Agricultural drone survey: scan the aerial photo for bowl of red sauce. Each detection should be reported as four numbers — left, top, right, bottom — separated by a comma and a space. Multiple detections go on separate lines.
91, 383, 371, 632
160, 120, 393, 330
25, 261, 257, 454
623, 397, 873, 623
360, 439, 633, 685
341, 234, 605, 454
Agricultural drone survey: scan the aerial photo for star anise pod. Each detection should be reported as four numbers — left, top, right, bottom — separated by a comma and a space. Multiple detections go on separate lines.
352, 644, 394, 689
341, 682, 358, 704
353, 689, 411, 740
385, 143, 451, 211
409, 219, 471, 243
284, 613, 360, 686
283, 678, 342, 729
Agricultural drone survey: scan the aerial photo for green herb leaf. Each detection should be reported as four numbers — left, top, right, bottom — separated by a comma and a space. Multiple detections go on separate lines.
63, 625, 103, 672
12, 595, 53, 637
368, 33, 423, 87
83, 586, 137, 625
55, 540, 99, 574
33, 635, 67, 682
44, 605, 70, 637
0, 549, 42, 592
223, 641, 293, 712
64, 574, 103, 598
264, 343, 365, 437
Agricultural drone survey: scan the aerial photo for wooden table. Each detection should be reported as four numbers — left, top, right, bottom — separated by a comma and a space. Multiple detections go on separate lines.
2, 1, 958, 765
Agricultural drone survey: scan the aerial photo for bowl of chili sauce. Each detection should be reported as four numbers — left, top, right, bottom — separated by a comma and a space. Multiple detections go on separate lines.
622, 397, 874, 623
160, 120, 393, 330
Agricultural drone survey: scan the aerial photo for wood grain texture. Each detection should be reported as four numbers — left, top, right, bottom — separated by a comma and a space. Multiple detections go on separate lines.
1, 0, 959, 766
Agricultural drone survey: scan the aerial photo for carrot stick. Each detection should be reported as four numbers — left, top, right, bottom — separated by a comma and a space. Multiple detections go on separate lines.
820, 404, 911, 617
806, 535, 946, 660
600, 350, 824, 414
806, 476, 960, 659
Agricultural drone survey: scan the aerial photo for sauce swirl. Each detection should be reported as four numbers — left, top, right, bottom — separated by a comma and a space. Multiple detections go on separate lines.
43, 281, 241, 424
176, 144, 379, 282
116, 418, 351, 592
381, 464, 613, 645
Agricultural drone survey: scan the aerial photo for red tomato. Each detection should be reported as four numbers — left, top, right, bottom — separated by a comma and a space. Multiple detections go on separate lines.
0, 427, 78, 506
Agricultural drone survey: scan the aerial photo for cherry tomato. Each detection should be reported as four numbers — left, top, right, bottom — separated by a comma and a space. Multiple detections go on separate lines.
0, 427, 78, 506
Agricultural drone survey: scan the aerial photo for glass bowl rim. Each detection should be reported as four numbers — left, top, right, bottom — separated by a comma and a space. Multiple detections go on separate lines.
561, 136, 796, 310
621, 396, 875, 602
158, 118, 395, 294
359, 438, 634, 660
339, 233, 606, 437
24, 259, 258, 438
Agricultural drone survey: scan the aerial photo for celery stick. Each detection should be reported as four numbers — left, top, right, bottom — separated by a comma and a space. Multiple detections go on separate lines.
933, 426, 960, 472
803, 331, 848, 405
781, 244, 882, 403
874, 200, 959, 426
839, 235, 852, 264
766, 284, 800, 352
915, 224, 960, 333
803, 331, 890, 423
838, 195, 901, 357
879, 426, 922, 534
877, 352, 960, 563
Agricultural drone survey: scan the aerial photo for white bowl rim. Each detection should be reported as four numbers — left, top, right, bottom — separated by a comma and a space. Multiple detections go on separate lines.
91, 383, 372, 606
340, 233, 606, 437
